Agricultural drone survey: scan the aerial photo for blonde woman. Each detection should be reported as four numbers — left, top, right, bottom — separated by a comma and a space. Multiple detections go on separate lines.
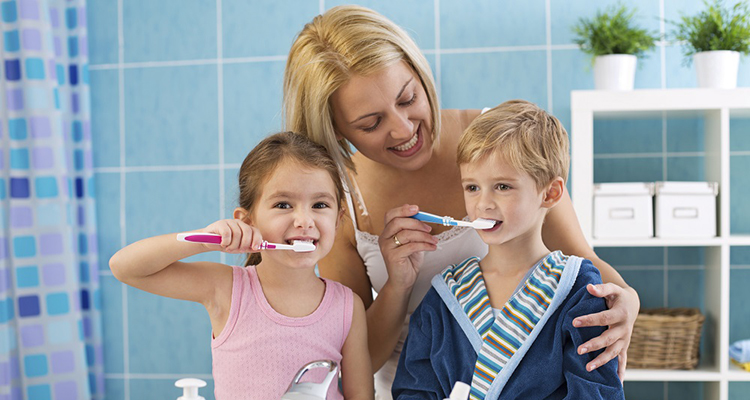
283, 5, 639, 398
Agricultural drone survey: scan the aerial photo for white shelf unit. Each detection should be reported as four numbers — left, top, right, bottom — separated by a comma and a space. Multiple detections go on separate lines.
570, 88, 750, 400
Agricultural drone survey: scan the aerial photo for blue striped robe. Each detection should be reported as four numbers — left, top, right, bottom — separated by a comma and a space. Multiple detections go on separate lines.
392, 254, 624, 400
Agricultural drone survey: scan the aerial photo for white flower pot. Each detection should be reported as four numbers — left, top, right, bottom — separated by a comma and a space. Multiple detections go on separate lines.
693, 50, 740, 89
593, 54, 637, 91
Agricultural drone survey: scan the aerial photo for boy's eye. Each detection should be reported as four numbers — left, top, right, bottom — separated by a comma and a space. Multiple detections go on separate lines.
274, 202, 291, 209
362, 117, 381, 132
313, 202, 330, 209
464, 184, 479, 192
399, 93, 416, 107
496, 184, 511, 191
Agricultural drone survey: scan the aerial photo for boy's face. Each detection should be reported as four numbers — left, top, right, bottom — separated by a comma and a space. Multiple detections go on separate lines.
249, 162, 341, 269
460, 150, 550, 247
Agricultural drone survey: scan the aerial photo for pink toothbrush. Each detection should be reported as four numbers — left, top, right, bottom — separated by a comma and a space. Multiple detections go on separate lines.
176, 233, 316, 252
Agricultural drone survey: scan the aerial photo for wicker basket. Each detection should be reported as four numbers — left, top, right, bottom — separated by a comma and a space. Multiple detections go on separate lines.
627, 308, 704, 370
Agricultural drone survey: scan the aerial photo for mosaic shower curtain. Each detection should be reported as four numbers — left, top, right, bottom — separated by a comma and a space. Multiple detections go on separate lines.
0, 0, 103, 399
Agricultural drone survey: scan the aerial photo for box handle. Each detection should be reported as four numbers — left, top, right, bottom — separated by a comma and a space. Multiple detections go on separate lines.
673, 207, 698, 219
609, 208, 635, 219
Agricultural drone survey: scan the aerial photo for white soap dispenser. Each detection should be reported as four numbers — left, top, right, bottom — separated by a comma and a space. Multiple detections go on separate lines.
444, 381, 470, 400
175, 378, 206, 400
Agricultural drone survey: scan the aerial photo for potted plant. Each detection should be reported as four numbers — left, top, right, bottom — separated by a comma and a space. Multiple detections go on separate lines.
671, 0, 750, 88
573, 4, 658, 90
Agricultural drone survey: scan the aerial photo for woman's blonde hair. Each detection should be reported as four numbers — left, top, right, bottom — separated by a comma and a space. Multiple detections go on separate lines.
238, 132, 344, 266
457, 100, 570, 190
283, 5, 440, 177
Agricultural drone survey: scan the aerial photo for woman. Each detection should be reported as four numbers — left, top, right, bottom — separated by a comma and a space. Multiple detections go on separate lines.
283, 5, 639, 398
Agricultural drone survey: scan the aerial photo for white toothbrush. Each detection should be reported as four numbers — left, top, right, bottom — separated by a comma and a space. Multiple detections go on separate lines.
410, 211, 497, 230
176, 233, 316, 252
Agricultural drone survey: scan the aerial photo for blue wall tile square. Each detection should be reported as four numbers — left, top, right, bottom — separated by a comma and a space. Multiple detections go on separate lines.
666, 156, 705, 181
667, 269, 704, 309
223, 167, 240, 221
124, 171, 221, 248
593, 118, 662, 155
440, 51, 547, 110
595, 247, 664, 267
594, 157, 663, 183
664, 45, 696, 89
326, 0, 435, 50
668, 247, 705, 267
667, 117, 704, 152
730, 382, 750, 400
127, 288, 212, 374
223, 0, 319, 58
730, 269, 750, 343
223, 61, 284, 164
731, 247, 750, 265
123, 0, 216, 63
441, 0, 545, 49
105, 378, 125, 400
550, 49, 591, 130
619, 269, 664, 308
124, 66, 218, 167
551, 0, 660, 46
667, 382, 703, 400
100, 277, 124, 374
730, 118, 750, 152
94, 173, 120, 271
623, 381, 663, 400
730, 156, 750, 234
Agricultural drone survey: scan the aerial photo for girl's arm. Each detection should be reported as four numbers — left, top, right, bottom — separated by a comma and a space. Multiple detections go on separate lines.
541, 186, 639, 380
340, 294, 374, 400
109, 219, 261, 323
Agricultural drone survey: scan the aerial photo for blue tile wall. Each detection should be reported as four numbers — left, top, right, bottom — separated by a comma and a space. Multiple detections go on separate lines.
86, 0, 750, 397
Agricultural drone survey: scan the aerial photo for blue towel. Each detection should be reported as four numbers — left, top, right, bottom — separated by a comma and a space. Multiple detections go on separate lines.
729, 339, 750, 363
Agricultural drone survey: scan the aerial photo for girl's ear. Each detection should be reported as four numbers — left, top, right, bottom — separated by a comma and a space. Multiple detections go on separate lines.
233, 207, 251, 223
542, 177, 565, 209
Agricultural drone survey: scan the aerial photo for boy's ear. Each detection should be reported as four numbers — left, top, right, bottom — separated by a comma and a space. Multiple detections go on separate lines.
233, 207, 251, 223
542, 177, 565, 209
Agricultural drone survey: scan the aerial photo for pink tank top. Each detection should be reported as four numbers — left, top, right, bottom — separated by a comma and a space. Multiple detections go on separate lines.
212, 265, 353, 400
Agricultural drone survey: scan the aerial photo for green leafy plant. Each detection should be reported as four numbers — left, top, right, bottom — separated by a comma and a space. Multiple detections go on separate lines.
572, 4, 658, 63
671, 0, 750, 60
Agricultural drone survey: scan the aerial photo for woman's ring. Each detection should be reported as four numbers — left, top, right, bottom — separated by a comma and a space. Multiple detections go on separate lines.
393, 234, 402, 247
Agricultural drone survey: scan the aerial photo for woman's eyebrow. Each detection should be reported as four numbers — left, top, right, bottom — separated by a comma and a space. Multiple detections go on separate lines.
349, 77, 414, 124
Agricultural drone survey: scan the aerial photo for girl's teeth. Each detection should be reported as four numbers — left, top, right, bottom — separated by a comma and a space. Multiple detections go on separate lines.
393, 132, 418, 151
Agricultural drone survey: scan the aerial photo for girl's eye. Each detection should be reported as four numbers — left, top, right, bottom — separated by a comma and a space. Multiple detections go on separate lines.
274, 202, 291, 209
362, 117, 382, 132
464, 184, 479, 192
399, 93, 416, 107
313, 202, 330, 209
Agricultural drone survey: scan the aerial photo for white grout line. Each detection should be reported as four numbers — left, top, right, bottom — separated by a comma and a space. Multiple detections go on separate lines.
117, 0, 129, 397
434, 0, 441, 100
89, 55, 289, 71
440, 44, 548, 55
594, 151, 707, 159
545, 0, 553, 113
93, 164, 242, 173
217, 0, 226, 265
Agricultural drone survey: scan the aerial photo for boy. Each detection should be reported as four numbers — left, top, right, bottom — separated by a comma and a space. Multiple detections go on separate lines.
392, 100, 625, 400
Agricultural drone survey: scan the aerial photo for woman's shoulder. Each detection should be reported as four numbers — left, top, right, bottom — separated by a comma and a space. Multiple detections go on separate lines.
441, 109, 482, 130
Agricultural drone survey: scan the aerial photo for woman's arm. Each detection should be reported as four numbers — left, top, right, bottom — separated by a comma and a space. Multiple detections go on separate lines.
542, 186, 639, 380
318, 205, 437, 371
341, 294, 374, 400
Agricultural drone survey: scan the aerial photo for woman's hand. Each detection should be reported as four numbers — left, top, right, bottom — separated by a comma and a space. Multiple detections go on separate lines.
574, 283, 640, 381
201, 219, 262, 254
378, 205, 439, 292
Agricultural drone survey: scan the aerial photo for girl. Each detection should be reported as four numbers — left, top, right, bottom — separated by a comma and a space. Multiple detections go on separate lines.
109, 132, 373, 400
283, 5, 639, 398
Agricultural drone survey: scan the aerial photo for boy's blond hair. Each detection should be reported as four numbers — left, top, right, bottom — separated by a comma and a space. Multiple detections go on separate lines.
457, 100, 570, 190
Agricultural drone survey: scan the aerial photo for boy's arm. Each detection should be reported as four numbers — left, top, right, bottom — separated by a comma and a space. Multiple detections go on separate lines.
560, 267, 626, 400
340, 294, 374, 400
391, 303, 443, 400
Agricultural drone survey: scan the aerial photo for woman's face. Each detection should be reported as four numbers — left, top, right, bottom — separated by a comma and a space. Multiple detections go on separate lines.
331, 61, 433, 171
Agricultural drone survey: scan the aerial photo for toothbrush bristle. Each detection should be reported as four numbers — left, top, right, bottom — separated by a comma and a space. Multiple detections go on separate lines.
292, 240, 316, 252
473, 218, 497, 229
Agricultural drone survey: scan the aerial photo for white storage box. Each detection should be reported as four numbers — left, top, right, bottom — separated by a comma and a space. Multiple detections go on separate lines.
594, 183, 654, 239
655, 181, 718, 238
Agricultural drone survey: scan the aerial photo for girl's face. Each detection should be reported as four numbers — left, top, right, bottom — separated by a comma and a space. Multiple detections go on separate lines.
331, 61, 433, 171
460, 150, 552, 248
250, 161, 341, 269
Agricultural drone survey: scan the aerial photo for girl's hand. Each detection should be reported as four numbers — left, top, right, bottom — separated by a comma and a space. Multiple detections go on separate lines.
378, 205, 439, 292
200, 219, 263, 254
574, 283, 640, 381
